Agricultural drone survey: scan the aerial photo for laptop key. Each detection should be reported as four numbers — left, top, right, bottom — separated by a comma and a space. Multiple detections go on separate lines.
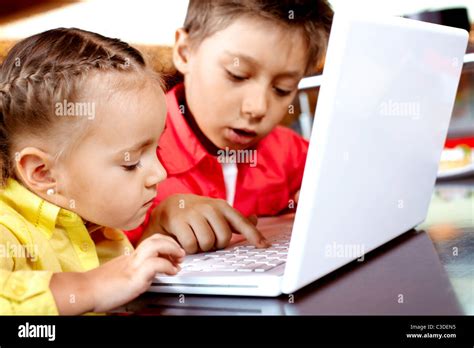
254, 264, 276, 272
210, 264, 236, 271
234, 255, 248, 259
240, 260, 255, 264
231, 263, 245, 267
253, 255, 267, 259
183, 266, 207, 272
246, 258, 262, 262
267, 260, 285, 267
236, 263, 258, 272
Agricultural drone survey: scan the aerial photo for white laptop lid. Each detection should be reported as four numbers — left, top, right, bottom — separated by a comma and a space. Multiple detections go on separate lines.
282, 13, 468, 294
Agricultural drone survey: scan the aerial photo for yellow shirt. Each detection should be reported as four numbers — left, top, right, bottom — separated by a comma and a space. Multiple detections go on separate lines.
0, 179, 133, 314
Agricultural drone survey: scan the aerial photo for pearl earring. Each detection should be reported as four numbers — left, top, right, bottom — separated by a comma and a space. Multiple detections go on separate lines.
46, 188, 55, 196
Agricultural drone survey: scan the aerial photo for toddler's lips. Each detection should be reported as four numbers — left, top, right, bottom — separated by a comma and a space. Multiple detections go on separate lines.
225, 127, 258, 145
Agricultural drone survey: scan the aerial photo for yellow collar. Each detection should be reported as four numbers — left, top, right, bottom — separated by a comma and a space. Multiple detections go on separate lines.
0, 179, 84, 238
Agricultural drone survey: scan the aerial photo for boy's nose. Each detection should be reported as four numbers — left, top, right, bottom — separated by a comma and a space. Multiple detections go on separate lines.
242, 87, 268, 120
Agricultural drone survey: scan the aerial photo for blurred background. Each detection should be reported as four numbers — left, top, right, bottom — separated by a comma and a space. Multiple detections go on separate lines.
0, 0, 473, 143
0, 0, 473, 45
0, 0, 473, 313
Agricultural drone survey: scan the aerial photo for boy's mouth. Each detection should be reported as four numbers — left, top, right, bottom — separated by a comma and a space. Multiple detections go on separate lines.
225, 127, 258, 145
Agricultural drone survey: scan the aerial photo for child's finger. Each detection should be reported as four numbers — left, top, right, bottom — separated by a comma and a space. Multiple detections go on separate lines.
135, 236, 185, 265
218, 202, 270, 248
168, 254, 186, 264
247, 214, 258, 226
147, 233, 182, 248
202, 208, 233, 249
172, 220, 199, 254
144, 258, 180, 279
188, 214, 216, 252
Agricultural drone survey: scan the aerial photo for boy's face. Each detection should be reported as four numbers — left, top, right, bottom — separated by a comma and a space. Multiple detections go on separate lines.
175, 16, 308, 150
56, 76, 167, 230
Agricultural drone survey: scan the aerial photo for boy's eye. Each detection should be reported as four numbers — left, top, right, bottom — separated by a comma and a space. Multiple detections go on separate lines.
122, 161, 141, 171
226, 70, 248, 82
274, 87, 292, 97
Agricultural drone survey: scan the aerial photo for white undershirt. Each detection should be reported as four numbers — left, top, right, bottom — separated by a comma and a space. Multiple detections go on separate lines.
221, 162, 238, 206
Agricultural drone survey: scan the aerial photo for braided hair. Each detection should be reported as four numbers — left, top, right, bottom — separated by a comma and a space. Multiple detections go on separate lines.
0, 28, 158, 185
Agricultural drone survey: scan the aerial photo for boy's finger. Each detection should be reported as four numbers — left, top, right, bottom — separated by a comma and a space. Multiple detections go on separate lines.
203, 209, 233, 249
189, 215, 216, 252
219, 204, 270, 248
247, 214, 258, 226
173, 220, 199, 254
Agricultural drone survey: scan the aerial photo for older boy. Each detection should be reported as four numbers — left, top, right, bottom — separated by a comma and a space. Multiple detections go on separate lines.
126, 0, 333, 252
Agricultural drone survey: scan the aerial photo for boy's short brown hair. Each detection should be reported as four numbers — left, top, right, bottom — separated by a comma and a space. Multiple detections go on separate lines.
183, 0, 333, 73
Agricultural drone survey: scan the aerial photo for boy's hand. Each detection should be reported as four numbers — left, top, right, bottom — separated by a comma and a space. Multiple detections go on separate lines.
140, 194, 270, 254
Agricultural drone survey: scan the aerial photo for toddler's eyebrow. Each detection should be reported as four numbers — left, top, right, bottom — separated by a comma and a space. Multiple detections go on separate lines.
116, 139, 154, 154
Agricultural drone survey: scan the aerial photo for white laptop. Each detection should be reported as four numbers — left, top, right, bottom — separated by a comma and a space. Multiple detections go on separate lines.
150, 13, 468, 297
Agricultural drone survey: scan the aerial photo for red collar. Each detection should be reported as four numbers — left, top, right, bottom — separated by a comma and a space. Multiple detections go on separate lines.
158, 84, 209, 175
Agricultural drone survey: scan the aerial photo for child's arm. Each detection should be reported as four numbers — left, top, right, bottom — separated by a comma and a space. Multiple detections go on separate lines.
51, 234, 184, 314
138, 194, 270, 254
0, 234, 184, 315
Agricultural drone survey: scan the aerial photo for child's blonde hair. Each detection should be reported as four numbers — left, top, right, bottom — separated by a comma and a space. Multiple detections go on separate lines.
0, 28, 160, 185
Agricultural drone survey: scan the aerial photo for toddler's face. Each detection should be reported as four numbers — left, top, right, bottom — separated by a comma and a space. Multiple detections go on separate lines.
180, 16, 308, 150
56, 77, 167, 230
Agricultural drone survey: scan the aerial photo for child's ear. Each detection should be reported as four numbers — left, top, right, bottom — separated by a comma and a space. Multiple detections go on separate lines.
173, 28, 191, 75
15, 147, 57, 196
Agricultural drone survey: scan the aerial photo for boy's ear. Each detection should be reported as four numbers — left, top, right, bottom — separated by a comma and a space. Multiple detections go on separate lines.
15, 147, 57, 196
173, 28, 191, 75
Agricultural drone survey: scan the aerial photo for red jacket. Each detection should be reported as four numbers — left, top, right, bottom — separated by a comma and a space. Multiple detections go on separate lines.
125, 84, 309, 244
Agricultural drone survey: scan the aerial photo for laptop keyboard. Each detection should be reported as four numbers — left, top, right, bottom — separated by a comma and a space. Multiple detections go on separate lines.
180, 231, 291, 273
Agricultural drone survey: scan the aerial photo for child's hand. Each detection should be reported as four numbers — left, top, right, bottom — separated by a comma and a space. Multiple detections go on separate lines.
87, 234, 185, 312
50, 234, 185, 314
141, 194, 270, 254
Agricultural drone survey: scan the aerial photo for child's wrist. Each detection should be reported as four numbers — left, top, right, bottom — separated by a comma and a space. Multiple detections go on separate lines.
50, 272, 96, 315
81, 270, 99, 313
